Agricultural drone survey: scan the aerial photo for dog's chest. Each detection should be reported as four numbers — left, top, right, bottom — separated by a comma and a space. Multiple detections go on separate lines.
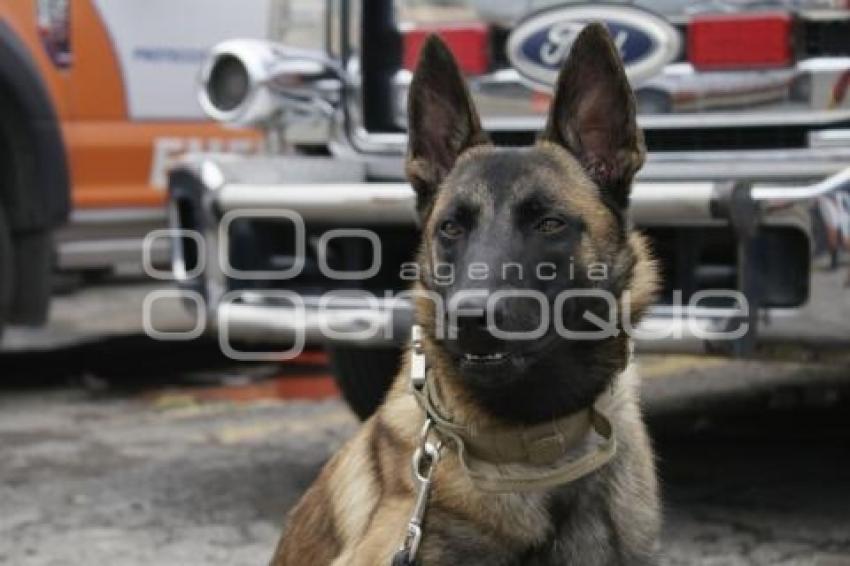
426, 474, 613, 566
510, 485, 617, 565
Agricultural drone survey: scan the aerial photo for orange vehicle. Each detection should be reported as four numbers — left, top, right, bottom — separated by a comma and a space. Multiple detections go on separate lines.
0, 0, 274, 335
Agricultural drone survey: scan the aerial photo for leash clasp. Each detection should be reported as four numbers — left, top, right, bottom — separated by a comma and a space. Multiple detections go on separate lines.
393, 418, 441, 565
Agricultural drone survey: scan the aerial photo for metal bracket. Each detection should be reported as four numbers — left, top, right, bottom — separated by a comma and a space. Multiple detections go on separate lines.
409, 325, 426, 391
726, 182, 762, 356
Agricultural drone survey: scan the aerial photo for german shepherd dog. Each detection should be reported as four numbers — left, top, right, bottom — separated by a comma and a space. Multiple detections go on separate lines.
272, 24, 660, 565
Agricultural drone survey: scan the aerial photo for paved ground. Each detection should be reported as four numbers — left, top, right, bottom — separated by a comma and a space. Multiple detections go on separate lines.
1, 340, 849, 566
0, 278, 193, 352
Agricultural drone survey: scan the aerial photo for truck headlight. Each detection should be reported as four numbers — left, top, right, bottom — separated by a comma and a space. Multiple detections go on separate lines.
198, 39, 345, 128
207, 54, 251, 112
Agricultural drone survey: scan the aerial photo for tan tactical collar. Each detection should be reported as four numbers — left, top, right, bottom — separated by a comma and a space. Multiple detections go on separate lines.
408, 326, 617, 493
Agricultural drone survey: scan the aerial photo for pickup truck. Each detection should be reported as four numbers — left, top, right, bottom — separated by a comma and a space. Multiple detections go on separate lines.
167, 0, 850, 418
0, 0, 268, 341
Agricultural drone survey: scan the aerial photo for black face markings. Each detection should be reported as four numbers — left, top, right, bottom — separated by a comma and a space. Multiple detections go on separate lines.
406, 30, 653, 425
511, 192, 586, 238
433, 147, 597, 249
514, 193, 553, 227
438, 200, 480, 233
418, 143, 642, 424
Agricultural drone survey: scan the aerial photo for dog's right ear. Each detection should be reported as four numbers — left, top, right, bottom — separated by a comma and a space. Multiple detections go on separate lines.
406, 35, 490, 218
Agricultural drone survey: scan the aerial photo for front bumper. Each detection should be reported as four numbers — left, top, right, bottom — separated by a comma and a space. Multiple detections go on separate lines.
56, 207, 169, 270
167, 154, 850, 355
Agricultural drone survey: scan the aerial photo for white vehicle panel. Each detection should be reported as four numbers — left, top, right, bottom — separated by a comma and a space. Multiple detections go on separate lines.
93, 0, 272, 120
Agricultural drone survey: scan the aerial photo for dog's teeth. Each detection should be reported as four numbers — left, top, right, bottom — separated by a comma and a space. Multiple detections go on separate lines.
464, 352, 506, 362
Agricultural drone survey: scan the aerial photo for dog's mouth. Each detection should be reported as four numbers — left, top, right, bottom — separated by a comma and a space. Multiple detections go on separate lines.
454, 350, 532, 388
460, 351, 510, 367
451, 332, 564, 376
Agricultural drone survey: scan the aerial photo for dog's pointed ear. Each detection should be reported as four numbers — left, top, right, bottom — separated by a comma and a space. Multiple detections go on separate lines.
406, 35, 490, 218
540, 23, 645, 209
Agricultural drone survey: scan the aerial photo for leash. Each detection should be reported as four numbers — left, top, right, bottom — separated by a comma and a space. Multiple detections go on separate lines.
392, 326, 441, 566
391, 325, 618, 564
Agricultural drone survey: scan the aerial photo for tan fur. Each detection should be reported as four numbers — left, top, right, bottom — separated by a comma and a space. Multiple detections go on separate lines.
272, 358, 658, 565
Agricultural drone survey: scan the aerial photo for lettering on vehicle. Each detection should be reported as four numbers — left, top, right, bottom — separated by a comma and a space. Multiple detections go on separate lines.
150, 137, 261, 189
133, 46, 208, 64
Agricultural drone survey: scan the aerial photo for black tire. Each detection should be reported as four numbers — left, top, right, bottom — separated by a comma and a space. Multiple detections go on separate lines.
328, 346, 402, 420
0, 85, 54, 326
0, 204, 13, 337
8, 229, 52, 325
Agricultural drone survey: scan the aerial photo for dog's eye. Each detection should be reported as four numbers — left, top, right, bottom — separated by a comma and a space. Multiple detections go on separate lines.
535, 217, 567, 234
439, 220, 464, 239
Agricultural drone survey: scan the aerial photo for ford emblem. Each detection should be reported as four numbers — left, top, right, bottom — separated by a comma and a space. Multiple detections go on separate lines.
507, 4, 681, 90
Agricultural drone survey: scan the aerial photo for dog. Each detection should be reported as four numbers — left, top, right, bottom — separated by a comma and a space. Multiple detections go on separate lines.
272, 24, 661, 566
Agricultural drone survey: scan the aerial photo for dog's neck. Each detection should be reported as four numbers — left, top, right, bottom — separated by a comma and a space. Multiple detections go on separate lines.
420, 332, 629, 427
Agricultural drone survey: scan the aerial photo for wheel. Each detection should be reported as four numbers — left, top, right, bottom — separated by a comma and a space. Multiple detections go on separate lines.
0, 87, 54, 326
328, 346, 402, 420
8, 229, 52, 325
0, 204, 13, 337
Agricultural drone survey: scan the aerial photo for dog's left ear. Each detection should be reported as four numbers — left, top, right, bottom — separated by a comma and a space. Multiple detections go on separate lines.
540, 23, 645, 210
406, 35, 490, 218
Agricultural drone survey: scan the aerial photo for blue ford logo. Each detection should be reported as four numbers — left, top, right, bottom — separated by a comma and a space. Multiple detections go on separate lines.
507, 5, 681, 90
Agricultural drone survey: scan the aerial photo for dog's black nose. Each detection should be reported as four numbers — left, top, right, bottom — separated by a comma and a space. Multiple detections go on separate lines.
450, 292, 487, 327
447, 293, 504, 352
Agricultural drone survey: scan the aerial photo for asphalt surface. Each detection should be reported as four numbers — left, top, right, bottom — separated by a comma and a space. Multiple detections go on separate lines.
1, 337, 849, 566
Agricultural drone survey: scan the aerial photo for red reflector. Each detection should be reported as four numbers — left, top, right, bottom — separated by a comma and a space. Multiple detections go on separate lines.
689, 12, 794, 70
403, 23, 489, 75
